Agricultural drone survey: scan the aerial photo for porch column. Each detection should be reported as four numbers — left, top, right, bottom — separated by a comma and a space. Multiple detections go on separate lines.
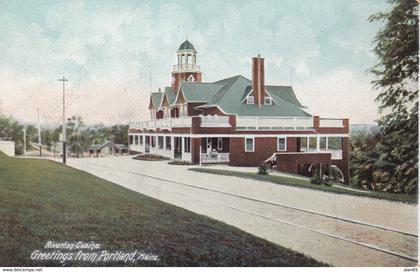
171, 136, 175, 159
181, 137, 185, 160
163, 136, 166, 153
316, 136, 320, 152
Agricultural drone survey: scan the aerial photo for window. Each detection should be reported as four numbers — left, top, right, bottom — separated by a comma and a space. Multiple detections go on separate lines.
158, 136, 164, 149
184, 137, 191, 153
246, 96, 255, 104
328, 137, 342, 150
165, 136, 171, 150
245, 137, 254, 152
134, 135, 138, 145
217, 137, 223, 150
264, 96, 273, 105
300, 137, 307, 151
308, 137, 317, 150
300, 137, 317, 151
129, 135, 134, 145
139, 135, 143, 145
277, 137, 287, 151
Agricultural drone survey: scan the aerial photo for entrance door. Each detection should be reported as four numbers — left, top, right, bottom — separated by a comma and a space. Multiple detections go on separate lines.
145, 136, 150, 153
174, 137, 182, 159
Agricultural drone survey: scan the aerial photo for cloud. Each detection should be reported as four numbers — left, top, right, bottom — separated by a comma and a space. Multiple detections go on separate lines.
295, 70, 379, 124
0, 0, 388, 125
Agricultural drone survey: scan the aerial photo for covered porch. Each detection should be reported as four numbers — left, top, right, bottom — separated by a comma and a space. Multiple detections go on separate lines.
200, 137, 230, 164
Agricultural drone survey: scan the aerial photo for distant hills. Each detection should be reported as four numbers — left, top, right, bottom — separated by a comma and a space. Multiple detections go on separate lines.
350, 123, 378, 135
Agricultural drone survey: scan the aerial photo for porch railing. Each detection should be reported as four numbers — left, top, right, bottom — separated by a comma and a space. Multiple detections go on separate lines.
319, 118, 345, 128
129, 117, 192, 130
200, 115, 231, 127
300, 148, 343, 160
201, 153, 230, 163
172, 64, 200, 72
236, 116, 314, 130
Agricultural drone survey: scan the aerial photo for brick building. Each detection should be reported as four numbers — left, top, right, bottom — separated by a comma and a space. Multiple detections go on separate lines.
128, 40, 350, 181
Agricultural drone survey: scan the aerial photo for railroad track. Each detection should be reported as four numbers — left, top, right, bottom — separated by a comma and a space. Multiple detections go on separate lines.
71, 160, 418, 265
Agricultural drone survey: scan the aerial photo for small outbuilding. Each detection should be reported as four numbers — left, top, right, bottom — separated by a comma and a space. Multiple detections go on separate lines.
88, 141, 127, 157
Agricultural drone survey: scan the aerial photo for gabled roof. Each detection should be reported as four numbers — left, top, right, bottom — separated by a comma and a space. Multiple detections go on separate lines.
148, 75, 310, 117
179, 81, 224, 102
89, 141, 121, 151
196, 75, 311, 117
164, 87, 176, 104
149, 92, 163, 109
266, 86, 305, 108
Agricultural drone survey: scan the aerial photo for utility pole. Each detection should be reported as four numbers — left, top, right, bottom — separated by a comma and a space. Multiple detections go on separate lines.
37, 107, 42, 157
23, 128, 26, 155
58, 76, 68, 164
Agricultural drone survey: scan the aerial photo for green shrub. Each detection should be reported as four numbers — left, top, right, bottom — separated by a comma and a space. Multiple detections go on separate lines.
258, 162, 270, 175
322, 176, 333, 186
310, 178, 323, 185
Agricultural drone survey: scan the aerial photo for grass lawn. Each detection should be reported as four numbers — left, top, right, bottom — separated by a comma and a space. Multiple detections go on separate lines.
189, 168, 417, 205
0, 152, 323, 267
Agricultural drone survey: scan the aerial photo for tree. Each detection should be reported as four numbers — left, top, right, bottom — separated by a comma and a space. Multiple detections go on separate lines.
43, 130, 53, 150
67, 116, 85, 158
369, 0, 418, 193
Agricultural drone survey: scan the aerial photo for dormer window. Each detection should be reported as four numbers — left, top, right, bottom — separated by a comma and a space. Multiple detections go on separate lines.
187, 74, 195, 82
246, 96, 255, 104
264, 96, 273, 105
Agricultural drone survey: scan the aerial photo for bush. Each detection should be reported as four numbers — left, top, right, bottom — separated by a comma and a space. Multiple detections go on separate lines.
310, 164, 322, 185
310, 178, 323, 185
133, 154, 170, 161
168, 160, 193, 165
322, 176, 333, 186
258, 162, 270, 175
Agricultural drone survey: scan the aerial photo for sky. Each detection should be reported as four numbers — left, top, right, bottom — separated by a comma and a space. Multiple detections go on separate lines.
0, 0, 391, 125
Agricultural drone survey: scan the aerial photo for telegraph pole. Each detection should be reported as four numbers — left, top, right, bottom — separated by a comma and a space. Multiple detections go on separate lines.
37, 107, 42, 157
58, 76, 68, 164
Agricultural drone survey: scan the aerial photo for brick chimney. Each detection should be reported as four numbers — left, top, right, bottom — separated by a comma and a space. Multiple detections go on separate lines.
252, 54, 265, 106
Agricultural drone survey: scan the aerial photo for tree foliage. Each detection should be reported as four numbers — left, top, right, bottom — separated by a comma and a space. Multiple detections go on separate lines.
0, 115, 128, 156
366, 0, 418, 193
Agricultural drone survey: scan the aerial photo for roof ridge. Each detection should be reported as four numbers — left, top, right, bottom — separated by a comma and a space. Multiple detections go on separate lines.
265, 84, 292, 88
210, 75, 246, 104
213, 74, 249, 85
182, 81, 223, 86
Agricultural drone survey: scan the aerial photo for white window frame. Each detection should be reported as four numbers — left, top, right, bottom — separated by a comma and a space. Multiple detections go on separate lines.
217, 137, 223, 150
246, 96, 255, 104
244, 137, 255, 152
277, 137, 287, 151
187, 74, 195, 82
264, 96, 273, 105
